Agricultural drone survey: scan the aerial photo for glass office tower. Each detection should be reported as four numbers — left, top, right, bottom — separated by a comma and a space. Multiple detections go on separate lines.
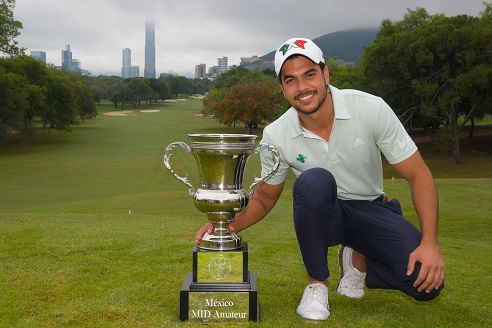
144, 21, 156, 78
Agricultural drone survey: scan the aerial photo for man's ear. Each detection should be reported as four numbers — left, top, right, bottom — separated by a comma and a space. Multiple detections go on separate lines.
324, 66, 330, 86
279, 83, 286, 98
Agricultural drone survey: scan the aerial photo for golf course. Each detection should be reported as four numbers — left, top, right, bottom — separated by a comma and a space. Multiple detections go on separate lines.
1, 98, 491, 327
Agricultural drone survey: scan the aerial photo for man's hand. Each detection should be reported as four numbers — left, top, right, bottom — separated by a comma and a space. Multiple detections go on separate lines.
407, 241, 445, 293
195, 222, 215, 244
195, 182, 285, 245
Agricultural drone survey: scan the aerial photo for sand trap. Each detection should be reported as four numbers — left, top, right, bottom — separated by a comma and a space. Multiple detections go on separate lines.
104, 111, 137, 116
104, 109, 160, 116
164, 99, 188, 102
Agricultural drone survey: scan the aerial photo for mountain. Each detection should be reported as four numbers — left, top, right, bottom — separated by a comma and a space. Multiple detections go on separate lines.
241, 28, 379, 71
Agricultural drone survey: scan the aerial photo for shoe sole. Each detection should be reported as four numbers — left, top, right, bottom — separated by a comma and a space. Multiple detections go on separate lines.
300, 317, 330, 322
297, 310, 330, 322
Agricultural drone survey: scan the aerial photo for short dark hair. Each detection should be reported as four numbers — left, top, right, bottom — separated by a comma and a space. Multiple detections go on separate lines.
278, 55, 326, 83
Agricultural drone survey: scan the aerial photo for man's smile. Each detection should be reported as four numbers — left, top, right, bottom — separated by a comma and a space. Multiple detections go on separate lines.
295, 91, 316, 102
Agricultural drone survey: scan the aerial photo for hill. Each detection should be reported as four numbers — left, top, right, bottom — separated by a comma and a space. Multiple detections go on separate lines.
241, 28, 378, 71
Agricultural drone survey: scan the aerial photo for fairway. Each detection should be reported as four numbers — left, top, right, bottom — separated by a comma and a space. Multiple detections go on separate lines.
1, 99, 491, 327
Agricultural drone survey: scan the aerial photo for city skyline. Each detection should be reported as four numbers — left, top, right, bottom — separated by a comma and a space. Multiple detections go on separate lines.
28, 21, 232, 78
14, 0, 487, 77
29, 39, 231, 79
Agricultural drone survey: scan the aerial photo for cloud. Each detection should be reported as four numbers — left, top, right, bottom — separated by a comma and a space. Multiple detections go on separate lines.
13, 0, 487, 77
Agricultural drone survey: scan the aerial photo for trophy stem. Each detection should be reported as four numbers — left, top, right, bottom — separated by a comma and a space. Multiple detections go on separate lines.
213, 221, 230, 236
198, 214, 242, 251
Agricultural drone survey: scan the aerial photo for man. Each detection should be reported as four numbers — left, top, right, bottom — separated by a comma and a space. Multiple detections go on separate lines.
196, 38, 445, 321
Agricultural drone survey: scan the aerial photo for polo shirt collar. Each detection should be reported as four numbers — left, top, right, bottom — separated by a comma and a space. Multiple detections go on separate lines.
285, 84, 351, 139
330, 85, 351, 120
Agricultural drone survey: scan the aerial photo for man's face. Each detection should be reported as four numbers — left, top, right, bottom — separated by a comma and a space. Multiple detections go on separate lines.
279, 56, 330, 116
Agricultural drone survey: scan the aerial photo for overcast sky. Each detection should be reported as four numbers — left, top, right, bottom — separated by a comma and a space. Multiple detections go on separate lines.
14, 0, 487, 77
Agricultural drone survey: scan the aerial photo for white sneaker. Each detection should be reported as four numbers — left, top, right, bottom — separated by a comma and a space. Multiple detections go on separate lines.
337, 245, 366, 298
296, 283, 330, 321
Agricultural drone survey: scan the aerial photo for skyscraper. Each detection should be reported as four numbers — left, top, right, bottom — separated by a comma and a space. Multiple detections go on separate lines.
121, 48, 139, 78
144, 21, 156, 78
61, 44, 81, 72
30, 51, 46, 63
195, 63, 206, 78
122, 48, 131, 78
61, 45, 73, 70
218, 57, 228, 73
122, 48, 131, 69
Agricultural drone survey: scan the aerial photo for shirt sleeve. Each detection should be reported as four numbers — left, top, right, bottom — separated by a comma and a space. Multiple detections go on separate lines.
372, 99, 417, 165
259, 128, 289, 185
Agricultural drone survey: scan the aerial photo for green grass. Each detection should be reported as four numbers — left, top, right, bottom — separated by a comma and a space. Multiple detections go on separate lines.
0, 99, 491, 327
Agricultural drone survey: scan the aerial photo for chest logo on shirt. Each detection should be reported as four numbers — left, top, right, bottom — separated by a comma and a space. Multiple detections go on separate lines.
296, 154, 307, 163
352, 137, 365, 148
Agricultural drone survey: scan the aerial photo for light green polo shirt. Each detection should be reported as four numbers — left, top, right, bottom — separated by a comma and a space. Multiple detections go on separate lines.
260, 85, 417, 201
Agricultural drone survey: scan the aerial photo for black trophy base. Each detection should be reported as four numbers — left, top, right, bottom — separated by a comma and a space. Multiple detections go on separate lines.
178, 243, 259, 323
179, 272, 259, 323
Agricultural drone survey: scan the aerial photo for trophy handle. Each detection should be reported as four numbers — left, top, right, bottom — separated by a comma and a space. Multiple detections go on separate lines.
246, 143, 280, 195
163, 141, 196, 196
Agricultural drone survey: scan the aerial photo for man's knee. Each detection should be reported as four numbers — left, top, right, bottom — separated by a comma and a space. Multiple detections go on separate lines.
410, 285, 443, 301
292, 168, 338, 234
294, 168, 336, 196
402, 266, 444, 301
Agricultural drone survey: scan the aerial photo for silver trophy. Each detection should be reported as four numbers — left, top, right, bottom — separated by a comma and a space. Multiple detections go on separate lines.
164, 134, 280, 251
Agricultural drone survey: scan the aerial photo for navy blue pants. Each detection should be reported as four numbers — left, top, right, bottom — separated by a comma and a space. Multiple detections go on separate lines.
292, 168, 442, 301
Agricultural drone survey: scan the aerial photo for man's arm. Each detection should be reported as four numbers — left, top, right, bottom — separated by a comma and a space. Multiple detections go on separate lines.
392, 150, 445, 293
195, 181, 285, 243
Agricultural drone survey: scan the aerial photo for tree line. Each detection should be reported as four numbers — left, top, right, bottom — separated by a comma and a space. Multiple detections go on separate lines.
204, 5, 492, 164
2, 0, 492, 163
0, 56, 97, 145
0, 53, 213, 146
0, 56, 213, 146
0, 0, 214, 146
83, 74, 212, 108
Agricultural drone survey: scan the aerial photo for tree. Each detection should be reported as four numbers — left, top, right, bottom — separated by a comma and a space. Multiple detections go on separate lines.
149, 78, 172, 101
325, 58, 363, 90
105, 77, 126, 108
202, 87, 227, 117
41, 69, 78, 131
0, 56, 47, 145
202, 66, 283, 119
68, 74, 97, 121
162, 75, 195, 98
0, 68, 29, 145
0, 0, 24, 56
126, 78, 154, 107
360, 6, 492, 164
192, 78, 213, 95
83, 75, 106, 104
212, 82, 282, 134
360, 8, 436, 122
214, 66, 267, 89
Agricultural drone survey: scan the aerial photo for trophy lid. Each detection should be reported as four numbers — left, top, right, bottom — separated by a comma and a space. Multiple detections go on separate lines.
187, 134, 257, 150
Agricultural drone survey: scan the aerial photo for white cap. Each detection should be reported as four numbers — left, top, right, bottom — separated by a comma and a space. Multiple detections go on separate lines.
274, 38, 325, 76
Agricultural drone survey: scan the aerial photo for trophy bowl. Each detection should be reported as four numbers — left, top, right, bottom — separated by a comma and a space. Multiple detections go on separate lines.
164, 134, 279, 250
